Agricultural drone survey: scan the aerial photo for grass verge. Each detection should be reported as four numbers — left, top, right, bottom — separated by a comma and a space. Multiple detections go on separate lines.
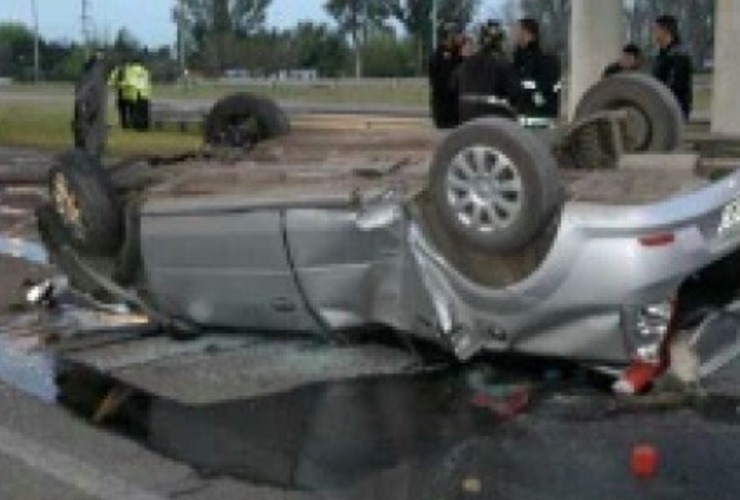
0, 103, 201, 156
0, 82, 713, 154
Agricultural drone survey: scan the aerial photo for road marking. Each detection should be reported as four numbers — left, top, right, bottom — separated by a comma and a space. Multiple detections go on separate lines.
0, 425, 169, 500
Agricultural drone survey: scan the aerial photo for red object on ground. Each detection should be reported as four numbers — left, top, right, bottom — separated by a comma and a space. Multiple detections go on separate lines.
470, 386, 531, 421
631, 444, 659, 478
615, 361, 667, 394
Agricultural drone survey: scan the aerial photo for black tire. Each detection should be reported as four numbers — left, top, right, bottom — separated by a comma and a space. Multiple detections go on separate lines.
48, 149, 122, 256
204, 93, 290, 148
574, 73, 684, 153
36, 204, 108, 296
430, 118, 561, 253
73, 56, 107, 158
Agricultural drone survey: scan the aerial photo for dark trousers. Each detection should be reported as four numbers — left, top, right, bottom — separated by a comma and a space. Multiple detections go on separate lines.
431, 92, 459, 129
117, 92, 134, 129
131, 97, 151, 131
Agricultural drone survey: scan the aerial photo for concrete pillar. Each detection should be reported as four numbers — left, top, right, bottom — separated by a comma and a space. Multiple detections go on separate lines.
711, 0, 740, 134
568, 0, 623, 118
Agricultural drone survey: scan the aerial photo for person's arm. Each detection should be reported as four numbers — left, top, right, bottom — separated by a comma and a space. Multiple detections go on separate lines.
496, 60, 523, 110
603, 62, 619, 78
450, 66, 461, 95
428, 53, 437, 86
669, 55, 692, 98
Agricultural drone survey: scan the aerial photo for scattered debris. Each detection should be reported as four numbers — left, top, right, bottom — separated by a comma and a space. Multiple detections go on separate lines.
613, 361, 666, 395
461, 476, 483, 495
630, 444, 659, 479
470, 385, 531, 421
92, 385, 134, 425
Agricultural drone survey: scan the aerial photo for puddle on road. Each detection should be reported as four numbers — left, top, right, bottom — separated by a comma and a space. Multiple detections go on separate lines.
0, 328, 57, 402
1, 313, 740, 497
0, 235, 48, 265
145, 370, 493, 490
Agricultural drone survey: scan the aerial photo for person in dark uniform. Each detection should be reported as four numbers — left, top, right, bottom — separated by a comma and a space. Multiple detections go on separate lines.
603, 43, 643, 78
428, 24, 462, 129
652, 15, 693, 119
512, 18, 561, 118
455, 21, 520, 124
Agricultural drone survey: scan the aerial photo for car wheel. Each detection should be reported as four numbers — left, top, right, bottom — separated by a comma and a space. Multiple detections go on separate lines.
48, 149, 122, 255
73, 57, 107, 158
574, 73, 684, 152
430, 118, 561, 254
204, 92, 290, 148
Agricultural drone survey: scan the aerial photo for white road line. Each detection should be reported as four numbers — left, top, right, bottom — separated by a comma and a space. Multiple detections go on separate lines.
0, 425, 169, 500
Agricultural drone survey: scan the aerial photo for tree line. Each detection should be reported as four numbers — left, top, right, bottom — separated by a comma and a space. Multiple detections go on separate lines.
178, 0, 480, 76
0, 0, 716, 82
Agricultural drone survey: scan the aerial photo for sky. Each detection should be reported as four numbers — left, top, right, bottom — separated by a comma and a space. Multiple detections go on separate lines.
2, 1, 506, 47
1, 0, 331, 47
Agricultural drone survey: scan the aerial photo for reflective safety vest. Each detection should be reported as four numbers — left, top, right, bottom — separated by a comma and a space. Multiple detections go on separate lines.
109, 64, 151, 101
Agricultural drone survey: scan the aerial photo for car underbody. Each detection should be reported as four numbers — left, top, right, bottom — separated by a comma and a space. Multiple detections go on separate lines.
36, 118, 740, 370
30, 67, 740, 388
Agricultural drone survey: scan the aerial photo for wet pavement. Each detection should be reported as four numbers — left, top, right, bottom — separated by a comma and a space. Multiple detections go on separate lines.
0, 179, 50, 314
3, 328, 740, 500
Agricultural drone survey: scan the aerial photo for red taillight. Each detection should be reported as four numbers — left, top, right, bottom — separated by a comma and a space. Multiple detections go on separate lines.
639, 233, 675, 247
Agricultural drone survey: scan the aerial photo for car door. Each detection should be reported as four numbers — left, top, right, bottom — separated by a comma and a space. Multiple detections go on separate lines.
140, 201, 319, 333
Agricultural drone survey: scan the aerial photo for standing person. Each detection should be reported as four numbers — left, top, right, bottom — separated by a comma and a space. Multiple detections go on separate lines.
455, 21, 520, 124
126, 61, 152, 131
428, 24, 462, 129
108, 64, 132, 129
652, 15, 693, 119
603, 43, 643, 78
512, 18, 561, 119
458, 35, 475, 60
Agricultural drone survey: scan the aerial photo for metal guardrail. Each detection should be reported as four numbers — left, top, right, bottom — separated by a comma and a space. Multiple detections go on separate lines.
182, 75, 711, 91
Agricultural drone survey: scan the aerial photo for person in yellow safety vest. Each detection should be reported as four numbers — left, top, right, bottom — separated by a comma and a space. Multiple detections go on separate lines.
126, 63, 152, 131
108, 65, 131, 129
108, 62, 152, 131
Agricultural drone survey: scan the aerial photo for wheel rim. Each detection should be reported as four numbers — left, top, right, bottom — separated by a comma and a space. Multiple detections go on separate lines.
616, 104, 652, 151
51, 172, 87, 240
445, 146, 524, 233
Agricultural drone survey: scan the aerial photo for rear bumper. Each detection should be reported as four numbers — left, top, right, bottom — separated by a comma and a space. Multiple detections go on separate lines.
410, 170, 740, 363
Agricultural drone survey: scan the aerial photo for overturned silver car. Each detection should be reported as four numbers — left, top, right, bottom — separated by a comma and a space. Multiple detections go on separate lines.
37, 74, 740, 381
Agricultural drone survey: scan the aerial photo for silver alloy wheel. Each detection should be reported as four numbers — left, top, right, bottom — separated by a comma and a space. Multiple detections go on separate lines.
445, 146, 524, 234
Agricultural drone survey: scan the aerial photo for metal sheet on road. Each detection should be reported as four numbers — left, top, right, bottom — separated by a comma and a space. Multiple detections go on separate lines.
65, 335, 423, 405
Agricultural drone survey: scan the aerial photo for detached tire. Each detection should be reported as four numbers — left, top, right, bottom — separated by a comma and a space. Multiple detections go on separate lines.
48, 149, 122, 256
430, 118, 561, 254
574, 73, 684, 152
204, 93, 290, 148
